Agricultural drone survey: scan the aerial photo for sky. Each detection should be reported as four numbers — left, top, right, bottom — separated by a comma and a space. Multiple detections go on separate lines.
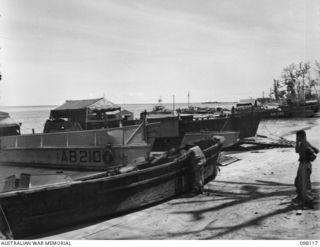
0, 0, 319, 106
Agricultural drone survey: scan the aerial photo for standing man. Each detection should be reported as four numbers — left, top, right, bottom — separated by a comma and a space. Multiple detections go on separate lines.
293, 130, 318, 208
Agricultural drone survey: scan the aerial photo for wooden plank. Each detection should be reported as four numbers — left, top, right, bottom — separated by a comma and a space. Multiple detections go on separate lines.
218, 155, 240, 166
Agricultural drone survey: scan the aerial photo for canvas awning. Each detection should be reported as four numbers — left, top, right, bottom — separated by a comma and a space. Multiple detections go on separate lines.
50, 98, 121, 119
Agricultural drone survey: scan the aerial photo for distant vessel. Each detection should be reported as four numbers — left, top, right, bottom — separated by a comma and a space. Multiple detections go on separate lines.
176, 105, 217, 115
235, 98, 317, 118
201, 101, 237, 104
144, 97, 173, 117
148, 105, 172, 115
0, 111, 20, 137
177, 92, 230, 117
177, 92, 216, 115
267, 76, 320, 118
265, 100, 318, 118
274, 93, 318, 118
279, 102, 315, 118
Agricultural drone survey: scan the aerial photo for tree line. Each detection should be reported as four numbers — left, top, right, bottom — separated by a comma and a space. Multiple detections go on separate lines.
270, 61, 320, 102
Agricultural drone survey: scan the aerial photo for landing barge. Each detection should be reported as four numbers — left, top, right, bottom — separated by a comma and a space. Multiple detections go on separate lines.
0, 123, 153, 170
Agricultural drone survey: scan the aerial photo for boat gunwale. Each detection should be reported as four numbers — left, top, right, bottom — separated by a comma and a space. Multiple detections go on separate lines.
0, 161, 124, 171
5, 124, 143, 138
0, 141, 221, 198
0, 143, 151, 150
20, 166, 190, 222
0, 151, 190, 198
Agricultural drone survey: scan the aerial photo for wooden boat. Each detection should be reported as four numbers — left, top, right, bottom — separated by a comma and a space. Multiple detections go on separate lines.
0, 112, 20, 137
0, 137, 222, 239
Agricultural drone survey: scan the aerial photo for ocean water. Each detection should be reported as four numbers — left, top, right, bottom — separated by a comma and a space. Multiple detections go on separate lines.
0, 103, 318, 138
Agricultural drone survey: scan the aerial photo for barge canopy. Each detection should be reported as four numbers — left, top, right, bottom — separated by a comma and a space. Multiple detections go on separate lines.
45, 98, 124, 132
50, 97, 121, 119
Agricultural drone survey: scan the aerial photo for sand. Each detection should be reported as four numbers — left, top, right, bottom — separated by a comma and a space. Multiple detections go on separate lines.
43, 118, 320, 240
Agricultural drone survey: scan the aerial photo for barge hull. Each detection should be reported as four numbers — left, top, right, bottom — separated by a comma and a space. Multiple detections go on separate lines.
179, 112, 260, 139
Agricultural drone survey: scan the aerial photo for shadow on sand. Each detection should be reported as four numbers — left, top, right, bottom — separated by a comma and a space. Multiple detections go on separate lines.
126, 179, 320, 240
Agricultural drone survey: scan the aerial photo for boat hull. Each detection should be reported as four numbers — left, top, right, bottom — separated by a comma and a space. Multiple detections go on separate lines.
0, 145, 150, 170
0, 124, 154, 170
179, 112, 261, 139
0, 142, 221, 239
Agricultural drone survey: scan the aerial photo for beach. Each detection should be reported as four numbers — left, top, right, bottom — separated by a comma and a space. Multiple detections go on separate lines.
37, 117, 320, 240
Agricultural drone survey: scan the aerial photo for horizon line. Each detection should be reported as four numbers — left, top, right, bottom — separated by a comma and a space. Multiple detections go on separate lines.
0, 101, 238, 108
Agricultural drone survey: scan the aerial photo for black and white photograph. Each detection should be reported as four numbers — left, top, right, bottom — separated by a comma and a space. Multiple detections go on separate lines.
0, 0, 319, 242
